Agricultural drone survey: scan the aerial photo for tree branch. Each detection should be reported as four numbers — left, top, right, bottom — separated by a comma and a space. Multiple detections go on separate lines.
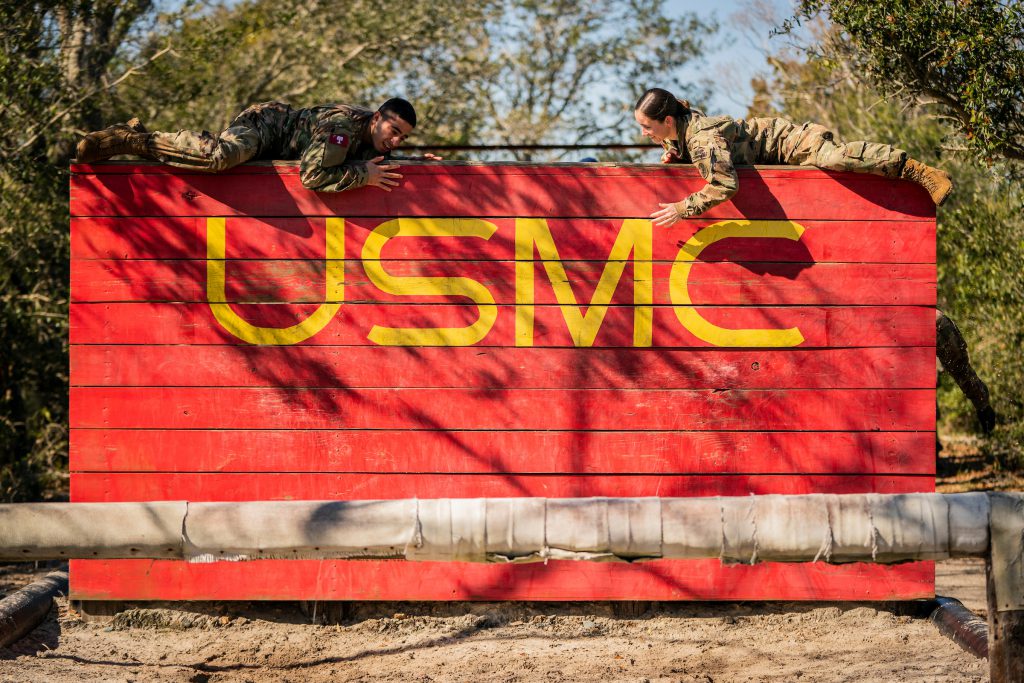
11, 45, 171, 156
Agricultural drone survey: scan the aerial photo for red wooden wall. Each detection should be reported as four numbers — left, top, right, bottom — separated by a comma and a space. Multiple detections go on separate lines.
68, 162, 937, 601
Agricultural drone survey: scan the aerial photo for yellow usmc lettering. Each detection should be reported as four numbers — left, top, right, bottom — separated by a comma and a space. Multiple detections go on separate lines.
206, 216, 345, 345
670, 220, 806, 347
515, 218, 653, 347
205, 216, 807, 348
361, 218, 498, 346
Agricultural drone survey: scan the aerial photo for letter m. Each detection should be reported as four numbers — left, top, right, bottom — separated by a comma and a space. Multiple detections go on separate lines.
515, 219, 652, 347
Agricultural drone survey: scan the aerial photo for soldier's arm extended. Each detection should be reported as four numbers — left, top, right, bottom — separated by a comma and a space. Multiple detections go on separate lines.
660, 141, 683, 164
388, 153, 443, 161
299, 122, 370, 192
675, 130, 739, 217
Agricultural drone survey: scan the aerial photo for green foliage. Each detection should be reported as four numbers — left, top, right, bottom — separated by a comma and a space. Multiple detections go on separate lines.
113, 0, 497, 134
0, 161, 69, 502
0, 0, 159, 500
938, 165, 1024, 468
457, 0, 712, 158
783, 0, 1024, 163
755, 31, 1024, 468
115, 0, 712, 160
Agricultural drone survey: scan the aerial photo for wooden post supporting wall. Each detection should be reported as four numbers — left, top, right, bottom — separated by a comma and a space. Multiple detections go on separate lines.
986, 492, 1024, 683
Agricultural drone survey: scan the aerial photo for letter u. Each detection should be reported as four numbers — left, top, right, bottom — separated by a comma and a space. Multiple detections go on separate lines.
206, 217, 344, 345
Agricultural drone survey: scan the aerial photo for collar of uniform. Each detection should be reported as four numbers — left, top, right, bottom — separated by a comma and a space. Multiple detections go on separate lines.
358, 114, 374, 149
676, 112, 692, 148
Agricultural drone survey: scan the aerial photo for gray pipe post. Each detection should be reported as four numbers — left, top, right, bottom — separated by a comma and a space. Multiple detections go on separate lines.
986, 492, 1024, 683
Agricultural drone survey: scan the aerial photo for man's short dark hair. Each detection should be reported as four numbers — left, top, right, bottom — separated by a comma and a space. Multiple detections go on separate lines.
379, 97, 416, 128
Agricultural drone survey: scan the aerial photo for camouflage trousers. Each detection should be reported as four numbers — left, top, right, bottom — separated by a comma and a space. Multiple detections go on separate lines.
778, 122, 907, 177
147, 102, 294, 172
936, 310, 991, 411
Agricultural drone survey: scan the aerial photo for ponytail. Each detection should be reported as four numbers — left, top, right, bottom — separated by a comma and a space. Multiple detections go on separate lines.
635, 87, 692, 122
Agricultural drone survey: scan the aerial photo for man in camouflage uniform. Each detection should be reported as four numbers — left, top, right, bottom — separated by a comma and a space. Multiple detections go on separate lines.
937, 309, 997, 439
633, 88, 952, 226
75, 98, 434, 192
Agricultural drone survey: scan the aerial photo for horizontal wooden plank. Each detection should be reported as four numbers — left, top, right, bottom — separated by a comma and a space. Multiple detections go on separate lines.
70, 216, 936, 264
68, 303, 937, 347
69, 387, 936, 430
70, 473, 934, 502
68, 162, 939, 603
70, 164, 935, 220
70, 259, 936, 306
67, 558, 933, 601
69, 429, 935, 474
69, 346, 936, 389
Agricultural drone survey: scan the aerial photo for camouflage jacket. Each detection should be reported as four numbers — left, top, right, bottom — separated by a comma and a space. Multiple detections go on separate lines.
235, 102, 386, 192
662, 113, 800, 216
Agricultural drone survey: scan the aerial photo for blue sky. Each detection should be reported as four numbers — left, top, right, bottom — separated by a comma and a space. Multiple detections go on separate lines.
665, 0, 796, 114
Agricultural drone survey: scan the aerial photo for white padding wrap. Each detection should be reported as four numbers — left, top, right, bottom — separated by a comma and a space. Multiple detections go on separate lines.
0, 501, 185, 560
184, 500, 416, 562
406, 499, 488, 562
485, 498, 546, 562
0, 493, 995, 566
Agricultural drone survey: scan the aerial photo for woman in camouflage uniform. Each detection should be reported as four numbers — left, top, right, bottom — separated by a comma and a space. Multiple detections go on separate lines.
633, 87, 953, 227
633, 88, 995, 440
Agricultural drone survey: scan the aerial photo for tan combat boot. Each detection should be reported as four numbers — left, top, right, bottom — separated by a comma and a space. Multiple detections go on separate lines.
75, 122, 152, 163
900, 158, 953, 206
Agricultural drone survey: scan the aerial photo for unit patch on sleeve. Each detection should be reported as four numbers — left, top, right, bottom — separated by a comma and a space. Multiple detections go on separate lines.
322, 132, 352, 167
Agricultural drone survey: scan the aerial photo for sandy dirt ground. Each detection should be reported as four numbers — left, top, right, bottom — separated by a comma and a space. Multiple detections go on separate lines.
0, 558, 990, 683
0, 443, 1005, 682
